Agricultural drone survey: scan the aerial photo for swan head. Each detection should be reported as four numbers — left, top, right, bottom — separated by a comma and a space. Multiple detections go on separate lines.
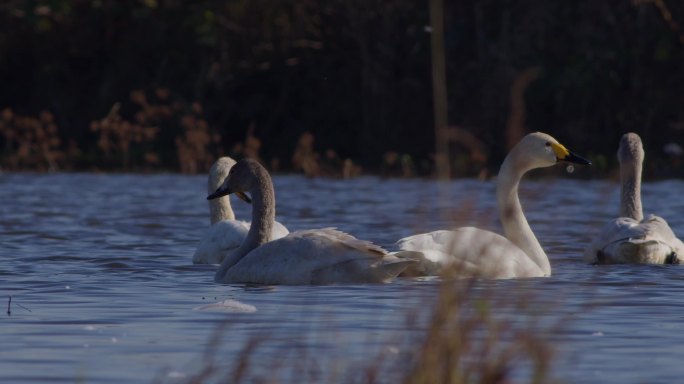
209, 157, 237, 194
511, 132, 591, 170
618, 132, 644, 166
207, 158, 261, 204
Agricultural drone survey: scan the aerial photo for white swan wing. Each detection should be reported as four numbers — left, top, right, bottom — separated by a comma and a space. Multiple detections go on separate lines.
220, 228, 411, 284
396, 230, 475, 275
397, 227, 545, 279
641, 215, 684, 247
193, 220, 250, 264
193, 219, 288, 265
585, 215, 684, 264
272, 220, 290, 238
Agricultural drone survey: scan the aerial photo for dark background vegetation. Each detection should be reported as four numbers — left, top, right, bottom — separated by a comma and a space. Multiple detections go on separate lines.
1, 0, 683, 177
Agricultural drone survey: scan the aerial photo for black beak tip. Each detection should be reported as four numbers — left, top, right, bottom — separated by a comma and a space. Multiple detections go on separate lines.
565, 152, 591, 166
206, 188, 223, 200
576, 157, 592, 166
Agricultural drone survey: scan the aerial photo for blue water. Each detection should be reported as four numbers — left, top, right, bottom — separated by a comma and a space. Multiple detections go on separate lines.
2, 171, 684, 383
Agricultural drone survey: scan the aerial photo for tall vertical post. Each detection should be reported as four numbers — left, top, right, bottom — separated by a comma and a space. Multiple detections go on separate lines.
429, 0, 450, 179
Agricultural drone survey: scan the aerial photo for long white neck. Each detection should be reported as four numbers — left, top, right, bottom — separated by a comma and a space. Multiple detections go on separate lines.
619, 157, 643, 222
215, 167, 275, 280
209, 196, 235, 224
208, 167, 236, 224
496, 152, 550, 275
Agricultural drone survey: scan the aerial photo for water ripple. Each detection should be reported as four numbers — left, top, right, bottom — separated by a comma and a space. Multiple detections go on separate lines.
2, 173, 684, 383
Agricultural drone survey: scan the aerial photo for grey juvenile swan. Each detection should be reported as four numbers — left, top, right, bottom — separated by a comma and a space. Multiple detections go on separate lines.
584, 133, 683, 264
193, 157, 289, 264
397, 132, 590, 279
207, 158, 413, 284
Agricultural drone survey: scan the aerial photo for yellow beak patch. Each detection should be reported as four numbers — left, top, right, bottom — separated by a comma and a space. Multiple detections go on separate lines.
235, 191, 252, 204
550, 142, 570, 160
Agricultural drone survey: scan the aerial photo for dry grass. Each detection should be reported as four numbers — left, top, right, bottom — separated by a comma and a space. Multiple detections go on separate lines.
90, 102, 160, 170
0, 108, 65, 171
175, 101, 215, 174
89, 88, 223, 172
170, 276, 566, 384
401, 278, 562, 384
291, 131, 363, 178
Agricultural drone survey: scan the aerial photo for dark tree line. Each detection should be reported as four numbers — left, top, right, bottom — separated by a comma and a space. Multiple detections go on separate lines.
0, 0, 683, 177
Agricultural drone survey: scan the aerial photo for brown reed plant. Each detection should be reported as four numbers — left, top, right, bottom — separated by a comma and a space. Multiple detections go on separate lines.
132, 88, 220, 173
446, 127, 490, 180
91, 88, 223, 172
381, 151, 416, 178
90, 102, 160, 170
291, 132, 363, 178
292, 131, 320, 177
0, 108, 65, 171
175, 102, 215, 174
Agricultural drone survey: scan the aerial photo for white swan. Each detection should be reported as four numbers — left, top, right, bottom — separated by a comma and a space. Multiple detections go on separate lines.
192, 157, 289, 264
396, 132, 590, 279
207, 158, 413, 284
584, 133, 683, 264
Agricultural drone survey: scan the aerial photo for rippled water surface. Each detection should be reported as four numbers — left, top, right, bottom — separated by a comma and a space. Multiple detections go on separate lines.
2, 172, 684, 383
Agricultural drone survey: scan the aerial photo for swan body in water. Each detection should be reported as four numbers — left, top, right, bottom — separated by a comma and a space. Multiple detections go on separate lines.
397, 132, 591, 279
208, 158, 413, 284
584, 133, 683, 264
193, 157, 289, 264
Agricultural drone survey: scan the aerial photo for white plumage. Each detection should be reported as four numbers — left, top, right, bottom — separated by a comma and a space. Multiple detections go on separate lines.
397, 132, 590, 279
208, 159, 413, 284
584, 133, 683, 264
193, 157, 288, 264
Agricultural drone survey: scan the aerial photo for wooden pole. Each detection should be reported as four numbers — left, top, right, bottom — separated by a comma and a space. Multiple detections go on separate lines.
429, 0, 450, 179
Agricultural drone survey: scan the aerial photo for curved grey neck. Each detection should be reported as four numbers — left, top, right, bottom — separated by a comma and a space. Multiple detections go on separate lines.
619, 159, 643, 222
215, 167, 275, 279
496, 153, 550, 275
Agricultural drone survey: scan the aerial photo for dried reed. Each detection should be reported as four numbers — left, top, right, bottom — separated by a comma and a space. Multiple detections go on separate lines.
0, 108, 65, 171
171, 274, 565, 384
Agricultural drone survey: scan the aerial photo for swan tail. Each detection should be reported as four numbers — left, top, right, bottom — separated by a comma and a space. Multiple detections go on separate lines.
390, 250, 444, 277
390, 250, 423, 261
609, 239, 678, 264
377, 259, 417, 281
309, 258, 414, 284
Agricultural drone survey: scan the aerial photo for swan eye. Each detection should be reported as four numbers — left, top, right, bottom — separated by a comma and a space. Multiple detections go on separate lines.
545, 142, 551, 147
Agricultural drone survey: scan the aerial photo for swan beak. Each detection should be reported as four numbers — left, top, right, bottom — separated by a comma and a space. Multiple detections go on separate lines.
563, 151, 591, 165
207, 187, 229, 200
206, 187, 252, 204
551, 142, 591, 165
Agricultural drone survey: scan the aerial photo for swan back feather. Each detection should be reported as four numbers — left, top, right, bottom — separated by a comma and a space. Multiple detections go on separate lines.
585, 133, 683, 264
396, 132, 590, 278
194, 156, 289, 264
397, 227, 544, 278
221, 228, 409, 284
210, 159, 411, 284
